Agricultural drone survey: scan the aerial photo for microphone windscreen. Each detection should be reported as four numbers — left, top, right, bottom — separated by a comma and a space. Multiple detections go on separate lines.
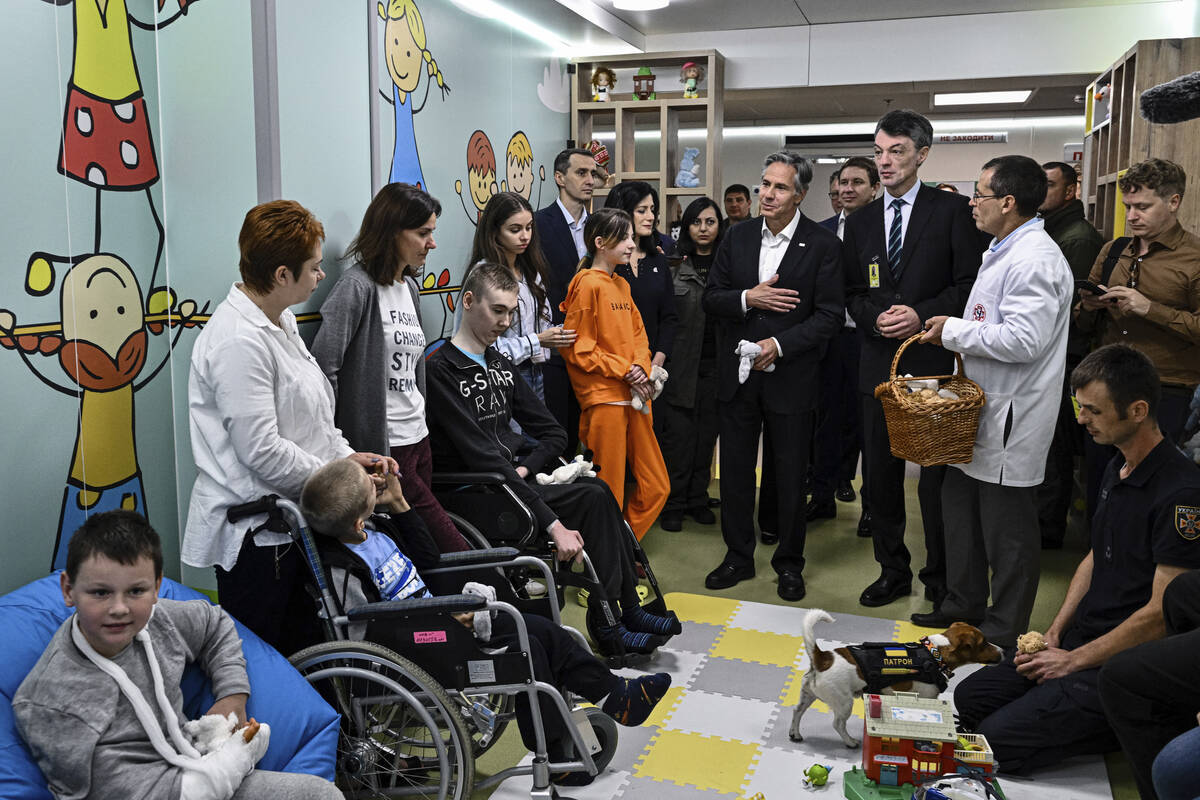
1140, 71, 1200, 124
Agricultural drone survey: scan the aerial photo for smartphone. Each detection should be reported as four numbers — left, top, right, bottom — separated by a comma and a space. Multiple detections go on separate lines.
1075, 279, 1106, 295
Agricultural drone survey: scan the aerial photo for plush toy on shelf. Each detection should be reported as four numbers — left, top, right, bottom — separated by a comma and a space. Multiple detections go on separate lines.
633, 66, 657, 100
680, 61, 705, 98
588, 139, 612, 187
591, 67, 616, 102
675, 147, 701, 188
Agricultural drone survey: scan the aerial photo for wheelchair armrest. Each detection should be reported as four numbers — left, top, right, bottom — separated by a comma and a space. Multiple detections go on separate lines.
430, 471, 508, 486
433, 547, 520, 567
345, 593, 486, 622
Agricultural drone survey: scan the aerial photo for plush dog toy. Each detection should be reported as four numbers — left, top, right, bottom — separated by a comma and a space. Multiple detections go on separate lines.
179, 713, 270, 800
535, 454, 596, 485
630, 365, 668, 414
735, 340, 775, 383
1016, 631, 1048, 654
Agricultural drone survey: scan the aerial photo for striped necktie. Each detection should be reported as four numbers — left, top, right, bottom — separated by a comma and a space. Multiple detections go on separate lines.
887, 197, 906, 280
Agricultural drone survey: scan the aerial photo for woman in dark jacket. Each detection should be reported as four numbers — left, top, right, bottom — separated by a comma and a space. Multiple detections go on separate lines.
604, 181, 678, 371
658, 197, 724, 531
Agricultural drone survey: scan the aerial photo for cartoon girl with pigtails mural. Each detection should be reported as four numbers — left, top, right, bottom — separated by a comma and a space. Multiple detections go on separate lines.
45, 0, 197, 305
378, 0, 450, 189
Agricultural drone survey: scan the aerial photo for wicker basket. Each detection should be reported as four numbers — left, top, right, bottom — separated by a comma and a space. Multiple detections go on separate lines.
873, 334, 986, 467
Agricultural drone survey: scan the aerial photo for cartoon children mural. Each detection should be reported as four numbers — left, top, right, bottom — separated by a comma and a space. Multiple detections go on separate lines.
500, 130, 546, 207
378, 0, 450, 189
48, 0, 197, 305
454, 129, 498, 224
0, 253, 204, 570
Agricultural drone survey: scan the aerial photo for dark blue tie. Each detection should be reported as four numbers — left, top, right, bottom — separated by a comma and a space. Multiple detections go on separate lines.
887, 197, 906, 280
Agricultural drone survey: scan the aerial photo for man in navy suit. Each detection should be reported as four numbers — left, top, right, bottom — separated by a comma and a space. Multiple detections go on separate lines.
701, 152, 844, 601
843, 110, 983, 610
821, 170, 843, 229
534, 147, 596, 457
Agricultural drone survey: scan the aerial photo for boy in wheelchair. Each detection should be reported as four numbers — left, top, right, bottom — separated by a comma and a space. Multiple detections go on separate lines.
299, 458, 671, 776
425, 261, 682, 658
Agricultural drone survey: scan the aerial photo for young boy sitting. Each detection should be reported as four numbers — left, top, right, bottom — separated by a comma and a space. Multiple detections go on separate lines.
299, 458, 671, 779
12, 510, 343, 800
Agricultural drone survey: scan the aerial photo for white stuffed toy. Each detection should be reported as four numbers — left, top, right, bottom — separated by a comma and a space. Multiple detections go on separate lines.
735, 340, 775, 384
535, 454, 596, 485
179, 714, 271, 800
630, 364, 669, 414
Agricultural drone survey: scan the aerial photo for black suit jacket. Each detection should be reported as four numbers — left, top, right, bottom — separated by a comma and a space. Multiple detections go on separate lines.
819, 214, 839, 233
843, 184, 984, 394
534, 202, 581, 326
702, 213, 844, 414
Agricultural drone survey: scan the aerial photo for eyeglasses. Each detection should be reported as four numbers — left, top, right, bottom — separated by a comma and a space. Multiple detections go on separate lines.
971, 193, 1001, 202
828, 191, 839, 198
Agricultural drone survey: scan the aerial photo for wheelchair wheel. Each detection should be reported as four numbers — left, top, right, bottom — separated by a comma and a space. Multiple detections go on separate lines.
446, 511, 491, 550
289, 641, 474, 800
559, 706, 618, 776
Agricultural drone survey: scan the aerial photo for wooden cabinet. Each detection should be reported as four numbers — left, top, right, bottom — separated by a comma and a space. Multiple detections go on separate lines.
570, 50, 724, 233
1084, 38, 1200, 239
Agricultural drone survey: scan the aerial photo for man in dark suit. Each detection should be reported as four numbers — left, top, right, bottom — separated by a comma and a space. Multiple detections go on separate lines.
534, 147, 596, 457
843, 110, 983, 609
702, 152, 844, 601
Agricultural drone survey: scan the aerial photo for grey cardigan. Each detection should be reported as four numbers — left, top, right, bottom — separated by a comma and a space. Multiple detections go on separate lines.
311, 264, 426, 455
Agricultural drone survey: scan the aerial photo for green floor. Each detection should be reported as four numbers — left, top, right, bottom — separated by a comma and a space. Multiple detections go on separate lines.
472, 477, 1139, 799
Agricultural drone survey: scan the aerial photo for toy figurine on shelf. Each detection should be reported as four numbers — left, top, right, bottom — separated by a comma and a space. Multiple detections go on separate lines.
591, 67, 616, 102
633, 66, 657, 100
587, 139, 612, 187
675, 147, 701, 188
680, 60, 705, 98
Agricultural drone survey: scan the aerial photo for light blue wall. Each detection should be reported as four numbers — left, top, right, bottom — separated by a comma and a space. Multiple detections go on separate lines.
0, 0, 567, 594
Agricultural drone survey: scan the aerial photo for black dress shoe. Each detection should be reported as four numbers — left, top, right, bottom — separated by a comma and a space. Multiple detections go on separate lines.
760, 530, 779, 545
856, 510, 873, 538
778, 570, 806, 601
805, 500, 837, 522
707, 496, 721, 508
688, 506, 716, 525
705, 561, 755, 590
659, 511, 683, 532
859, 574, 911, 607
835, 482, 856, 503
910, 609, 983, 628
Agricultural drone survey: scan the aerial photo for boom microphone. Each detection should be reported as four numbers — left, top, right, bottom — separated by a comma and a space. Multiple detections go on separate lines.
1139, 70, 1200, 124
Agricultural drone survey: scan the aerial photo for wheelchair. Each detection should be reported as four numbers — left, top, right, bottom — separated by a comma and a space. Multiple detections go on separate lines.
227, 495, 620, 800
429, 468, 673, 668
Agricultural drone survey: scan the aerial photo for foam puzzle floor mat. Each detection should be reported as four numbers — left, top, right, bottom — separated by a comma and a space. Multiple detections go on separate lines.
488, 592, 1114, 800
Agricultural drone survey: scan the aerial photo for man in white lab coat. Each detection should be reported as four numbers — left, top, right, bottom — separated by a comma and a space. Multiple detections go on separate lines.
912, 155, 1073, 647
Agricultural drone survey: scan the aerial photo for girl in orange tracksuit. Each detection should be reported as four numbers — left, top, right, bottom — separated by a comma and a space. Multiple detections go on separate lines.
560, 208, 669, 540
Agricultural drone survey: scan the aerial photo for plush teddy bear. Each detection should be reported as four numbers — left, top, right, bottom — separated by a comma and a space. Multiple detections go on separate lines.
630, 364, 669, 414
1016, 631, 1048, 654
535, 454, 597, 485
675, 147, 701, 188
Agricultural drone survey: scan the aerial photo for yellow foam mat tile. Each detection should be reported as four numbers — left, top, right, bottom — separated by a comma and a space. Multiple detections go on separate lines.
635, 729, 760, 794
709, 627, 805, 668
642, 685, 686, 729
662, 591, 740, 627
895, 619, 941, 641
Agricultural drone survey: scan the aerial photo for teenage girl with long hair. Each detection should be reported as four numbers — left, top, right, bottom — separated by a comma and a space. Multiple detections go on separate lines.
559, 208, 669, 540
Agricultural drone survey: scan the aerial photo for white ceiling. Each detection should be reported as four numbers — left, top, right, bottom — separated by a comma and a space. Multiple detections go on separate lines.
600, 0, 1166, 34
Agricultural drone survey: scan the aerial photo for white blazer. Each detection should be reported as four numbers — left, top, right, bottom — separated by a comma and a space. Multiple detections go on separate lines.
941, 218, 1073, 487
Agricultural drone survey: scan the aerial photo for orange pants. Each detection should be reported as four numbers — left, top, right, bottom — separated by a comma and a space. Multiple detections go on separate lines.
579, 403, 669, 540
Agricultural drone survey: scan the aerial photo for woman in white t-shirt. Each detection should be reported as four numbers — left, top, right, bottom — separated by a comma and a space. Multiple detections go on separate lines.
184, 199, 397, 657
457, 191, 576, 399
312, 183, 470, 553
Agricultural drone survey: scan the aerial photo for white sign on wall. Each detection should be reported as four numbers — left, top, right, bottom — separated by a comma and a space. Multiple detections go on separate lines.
1064, 143, 1084, 162
933, 132, 1008, 144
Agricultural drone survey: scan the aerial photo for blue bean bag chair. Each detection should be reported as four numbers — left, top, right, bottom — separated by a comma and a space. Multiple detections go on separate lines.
0, 573, 339, 799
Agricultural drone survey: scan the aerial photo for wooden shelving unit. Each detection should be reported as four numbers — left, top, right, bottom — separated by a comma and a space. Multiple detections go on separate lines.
571, 50, 724, 233
1083, 37, 1200, 239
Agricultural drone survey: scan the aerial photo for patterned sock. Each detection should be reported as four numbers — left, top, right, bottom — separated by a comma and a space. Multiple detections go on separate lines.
622, 605, 683, 637
595, 622, 666, 655
601, 673, 672, 726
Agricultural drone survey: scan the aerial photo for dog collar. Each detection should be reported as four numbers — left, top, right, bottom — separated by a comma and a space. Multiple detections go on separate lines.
920, 636, 955, 680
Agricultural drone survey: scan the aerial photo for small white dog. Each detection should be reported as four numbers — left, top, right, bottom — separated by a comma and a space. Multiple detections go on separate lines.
789, 609, 1002, 748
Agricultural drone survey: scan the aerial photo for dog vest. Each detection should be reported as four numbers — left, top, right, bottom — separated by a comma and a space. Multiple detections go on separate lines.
847, 640, 950, 693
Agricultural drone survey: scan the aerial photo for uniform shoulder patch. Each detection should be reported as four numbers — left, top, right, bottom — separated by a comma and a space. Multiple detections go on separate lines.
1176, 505, 1200, 540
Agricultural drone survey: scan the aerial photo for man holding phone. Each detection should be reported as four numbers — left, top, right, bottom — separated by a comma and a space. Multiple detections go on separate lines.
1075, 159, 1200, 514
